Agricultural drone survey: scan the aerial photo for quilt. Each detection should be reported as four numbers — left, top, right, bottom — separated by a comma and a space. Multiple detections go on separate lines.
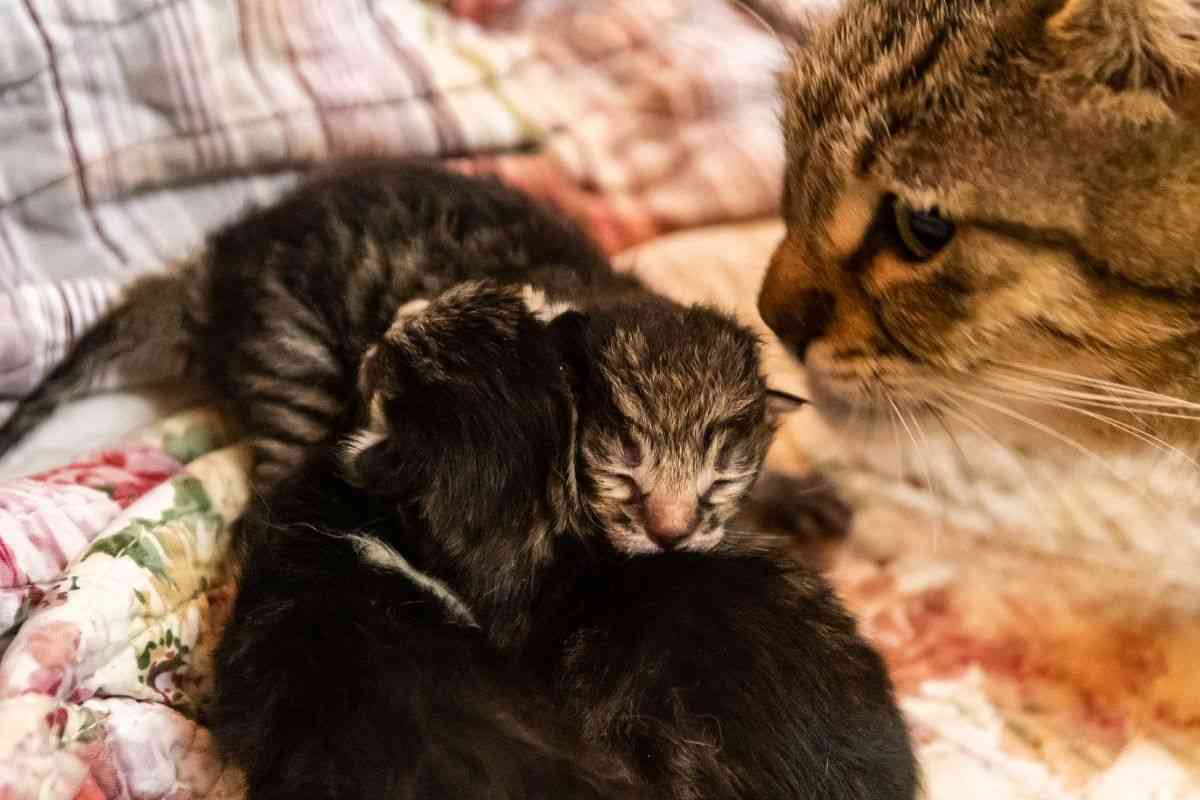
4, 397, 1198, 799
0, 0, 787, 411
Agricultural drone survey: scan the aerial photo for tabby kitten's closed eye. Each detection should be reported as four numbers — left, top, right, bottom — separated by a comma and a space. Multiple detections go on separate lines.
760, 0, 1200, 451
568, 303, 805, 554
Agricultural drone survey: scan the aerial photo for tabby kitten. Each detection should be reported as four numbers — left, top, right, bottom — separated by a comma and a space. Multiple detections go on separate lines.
213, 282, 916, 800
0, 161, 629, 489
760, 0, 1200, 452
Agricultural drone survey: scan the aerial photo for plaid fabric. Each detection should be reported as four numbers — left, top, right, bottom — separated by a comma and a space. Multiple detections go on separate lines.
0, 0, 792, 408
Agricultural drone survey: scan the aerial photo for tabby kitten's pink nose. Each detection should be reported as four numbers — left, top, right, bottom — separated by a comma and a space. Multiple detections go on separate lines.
643, 495, 699, 550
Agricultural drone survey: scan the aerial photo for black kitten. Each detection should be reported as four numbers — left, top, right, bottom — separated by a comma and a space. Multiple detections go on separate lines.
209, 465, 642, 800
302, 285, 916, 798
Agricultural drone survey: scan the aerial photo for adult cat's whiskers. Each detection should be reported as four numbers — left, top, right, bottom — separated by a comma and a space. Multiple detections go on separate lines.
928, 398, 1050, 531
885, 392, 947, 547
930, 391, 1074, 550
971, 377, 1200, 470
939, 385, 1153, 501
969, 381, 1195, 470
1000, 363, 1200, 413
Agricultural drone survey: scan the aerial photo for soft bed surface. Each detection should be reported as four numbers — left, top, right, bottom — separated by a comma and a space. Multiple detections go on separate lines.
0, 0, 787, 411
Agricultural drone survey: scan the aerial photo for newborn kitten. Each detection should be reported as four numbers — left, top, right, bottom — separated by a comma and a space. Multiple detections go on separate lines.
0, 160, 630, 490
0, 160, 836, 553
338, 282, 917, 798
349, 279, 803, 561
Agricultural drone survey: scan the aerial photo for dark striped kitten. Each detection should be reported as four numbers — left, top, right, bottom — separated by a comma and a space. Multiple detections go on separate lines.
213, 282, 915, 800
0, 161, 629, 489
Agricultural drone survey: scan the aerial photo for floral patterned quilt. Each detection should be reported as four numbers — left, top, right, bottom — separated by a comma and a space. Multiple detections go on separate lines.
3, 401, 1197, 799
0, 411, 245, 798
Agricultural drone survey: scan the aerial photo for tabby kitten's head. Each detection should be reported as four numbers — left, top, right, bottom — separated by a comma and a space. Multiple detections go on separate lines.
566, 299, 801, 554
344, 282, 799, 556
760, 0, 1200, 448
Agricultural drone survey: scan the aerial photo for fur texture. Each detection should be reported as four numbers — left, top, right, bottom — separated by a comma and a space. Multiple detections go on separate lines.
208, 455, 643, 800
213, 285, 914, 799
330, 286, 917, 798
349, 278, 806, 557
2, 160, 830, 554
0, 160, 623, 490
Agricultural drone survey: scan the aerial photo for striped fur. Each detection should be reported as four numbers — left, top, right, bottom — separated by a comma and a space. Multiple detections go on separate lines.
303, 291, 917, 799
0, 160, 621, 490
348, 279, 805, 558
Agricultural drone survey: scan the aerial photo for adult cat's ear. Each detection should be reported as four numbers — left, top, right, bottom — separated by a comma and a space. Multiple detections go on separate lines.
1043, 0, 1200, 102
765, 388, 807, 426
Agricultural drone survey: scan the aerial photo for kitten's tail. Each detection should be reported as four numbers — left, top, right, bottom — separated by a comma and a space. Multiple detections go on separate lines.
0, 265, 198, 461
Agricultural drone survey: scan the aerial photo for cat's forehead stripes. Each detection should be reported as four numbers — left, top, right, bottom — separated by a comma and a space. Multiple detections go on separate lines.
782, 0, 996, 219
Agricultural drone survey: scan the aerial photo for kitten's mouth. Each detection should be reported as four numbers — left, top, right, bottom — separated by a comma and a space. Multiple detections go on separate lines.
602, 522, 726, 555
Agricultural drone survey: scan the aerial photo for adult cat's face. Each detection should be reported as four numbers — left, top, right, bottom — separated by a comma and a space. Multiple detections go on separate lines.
759, 0, 1200, 449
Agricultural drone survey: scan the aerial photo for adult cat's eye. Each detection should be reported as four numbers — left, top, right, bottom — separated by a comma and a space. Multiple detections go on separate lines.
892, 198, 955, 261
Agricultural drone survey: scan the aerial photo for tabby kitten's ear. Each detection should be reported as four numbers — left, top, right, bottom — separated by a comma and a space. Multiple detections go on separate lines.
1044, 0, 1200, 101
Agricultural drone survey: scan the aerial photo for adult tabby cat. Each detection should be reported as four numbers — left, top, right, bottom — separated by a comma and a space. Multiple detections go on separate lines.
759, 0, 1200, 451
211, 281, 916, 800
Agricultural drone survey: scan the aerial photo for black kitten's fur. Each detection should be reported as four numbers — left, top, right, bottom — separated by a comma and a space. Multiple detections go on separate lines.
213, 287, 917, 800
210, 289, 639, 799
211, 462, 641, 800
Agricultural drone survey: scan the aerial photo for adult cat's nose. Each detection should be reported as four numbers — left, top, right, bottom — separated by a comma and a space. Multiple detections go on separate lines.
758, 287, 835, 362
643, 494, 699, 550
